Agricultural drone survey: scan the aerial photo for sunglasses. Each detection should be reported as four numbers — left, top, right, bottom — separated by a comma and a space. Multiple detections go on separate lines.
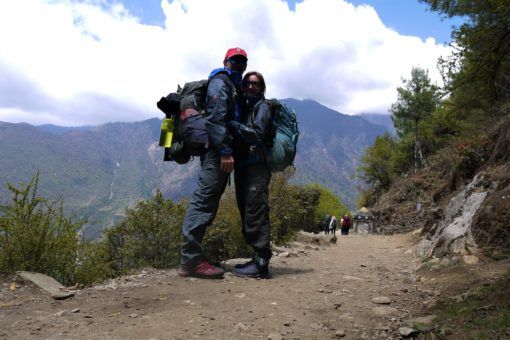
245, 81, 262, 88
227, 58, 247, 66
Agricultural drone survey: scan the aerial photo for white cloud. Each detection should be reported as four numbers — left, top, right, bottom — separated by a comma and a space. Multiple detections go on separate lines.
0, 0, 451, 126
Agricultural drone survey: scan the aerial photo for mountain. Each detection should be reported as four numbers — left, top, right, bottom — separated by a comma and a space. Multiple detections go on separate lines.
359, 113, 396, 135
283, 99, 386, 208
0, 99, 386, 237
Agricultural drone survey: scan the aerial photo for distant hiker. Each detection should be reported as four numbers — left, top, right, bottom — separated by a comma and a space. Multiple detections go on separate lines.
230, 71, 273, 279
178, 47, 248, 279
322, 214, 331, 234
329, 215, 338, 235
340, 214, 351, 235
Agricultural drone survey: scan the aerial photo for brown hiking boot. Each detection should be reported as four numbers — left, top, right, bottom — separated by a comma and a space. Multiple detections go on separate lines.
178, 259, 224, 279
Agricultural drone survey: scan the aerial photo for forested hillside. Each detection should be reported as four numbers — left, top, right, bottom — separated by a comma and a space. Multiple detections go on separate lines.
0, 99, 385, 237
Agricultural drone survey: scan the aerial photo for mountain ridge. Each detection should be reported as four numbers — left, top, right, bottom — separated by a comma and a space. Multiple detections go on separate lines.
0, 99, 386, 237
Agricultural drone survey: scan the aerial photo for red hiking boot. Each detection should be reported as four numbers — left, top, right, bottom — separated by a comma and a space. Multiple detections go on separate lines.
178, 259, 224, 279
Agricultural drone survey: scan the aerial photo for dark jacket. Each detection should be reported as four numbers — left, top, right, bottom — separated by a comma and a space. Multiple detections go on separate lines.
205, 68, 243, 156
229, 97, 273, 167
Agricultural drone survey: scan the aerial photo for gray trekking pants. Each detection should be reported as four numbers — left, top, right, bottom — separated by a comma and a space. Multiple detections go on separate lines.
234, 163, 272, 261
181, 149, 229, 266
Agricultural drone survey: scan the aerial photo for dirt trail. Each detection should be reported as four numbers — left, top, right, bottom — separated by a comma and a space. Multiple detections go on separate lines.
1, 233, 508, 339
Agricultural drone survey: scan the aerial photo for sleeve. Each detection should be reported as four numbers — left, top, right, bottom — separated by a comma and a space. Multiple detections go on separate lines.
229, 101, 271, 146
205, 77, 233, 156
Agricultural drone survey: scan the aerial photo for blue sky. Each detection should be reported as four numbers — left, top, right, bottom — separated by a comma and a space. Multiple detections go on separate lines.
122, 0, 462, 43
0, 0, 455, 126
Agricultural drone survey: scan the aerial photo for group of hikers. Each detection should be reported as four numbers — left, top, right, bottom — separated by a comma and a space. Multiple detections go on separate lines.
322, 214, 351, 236
176, 47, 273, 280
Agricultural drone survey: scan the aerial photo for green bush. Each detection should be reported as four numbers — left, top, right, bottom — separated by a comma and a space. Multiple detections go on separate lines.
0, 174, 83, 285
103, 190, 185, 272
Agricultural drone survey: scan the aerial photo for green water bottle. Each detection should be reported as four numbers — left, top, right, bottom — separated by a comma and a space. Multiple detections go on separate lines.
159, 117, 174, 148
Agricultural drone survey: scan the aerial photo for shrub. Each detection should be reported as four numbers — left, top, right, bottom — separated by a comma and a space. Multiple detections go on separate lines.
0, 174, 83, 285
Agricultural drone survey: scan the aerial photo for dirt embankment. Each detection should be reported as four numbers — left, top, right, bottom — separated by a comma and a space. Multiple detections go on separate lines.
371, 117, 510, 258
1, 233, 509, 339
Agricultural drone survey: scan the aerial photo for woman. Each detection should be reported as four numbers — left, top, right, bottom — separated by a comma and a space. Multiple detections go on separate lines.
229, 71, 273, 279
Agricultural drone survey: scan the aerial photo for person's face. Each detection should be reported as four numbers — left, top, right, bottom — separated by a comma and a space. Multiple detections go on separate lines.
243, 74, 262, 97
224, 55, 247, 73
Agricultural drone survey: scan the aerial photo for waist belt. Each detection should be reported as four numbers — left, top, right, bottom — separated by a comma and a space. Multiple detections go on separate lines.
180, 108, 202, 121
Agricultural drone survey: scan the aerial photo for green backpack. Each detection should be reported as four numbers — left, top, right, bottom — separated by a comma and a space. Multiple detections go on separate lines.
265, 99, 299, 172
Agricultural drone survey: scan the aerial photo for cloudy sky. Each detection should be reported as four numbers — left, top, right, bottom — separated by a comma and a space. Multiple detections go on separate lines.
0, 0, 460, 126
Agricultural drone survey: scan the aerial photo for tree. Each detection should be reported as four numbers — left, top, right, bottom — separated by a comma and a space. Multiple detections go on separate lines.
391, 67, 441, 172
421, 0, 510, 106
359, 132, 397, 192
306, 183, 349, 229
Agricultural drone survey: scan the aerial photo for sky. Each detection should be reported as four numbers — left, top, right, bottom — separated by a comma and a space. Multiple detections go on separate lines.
0, 0, 463, 126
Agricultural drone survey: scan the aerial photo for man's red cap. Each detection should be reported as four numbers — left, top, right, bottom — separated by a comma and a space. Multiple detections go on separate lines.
224, 47, 248, 61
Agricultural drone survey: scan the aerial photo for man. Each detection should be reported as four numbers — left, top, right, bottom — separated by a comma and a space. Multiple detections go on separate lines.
322, 214, 331, 235
178, 47, 248, 279
341, 214, 351, 235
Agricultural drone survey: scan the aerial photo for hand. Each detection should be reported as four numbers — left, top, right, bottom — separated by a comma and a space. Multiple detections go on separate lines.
220, 155, 234, 173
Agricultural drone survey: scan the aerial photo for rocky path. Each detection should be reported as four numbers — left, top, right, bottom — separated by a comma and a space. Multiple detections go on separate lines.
0, 233, 451, 339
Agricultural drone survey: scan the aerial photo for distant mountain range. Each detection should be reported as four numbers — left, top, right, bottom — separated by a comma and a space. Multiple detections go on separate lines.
0, 99, 390, 238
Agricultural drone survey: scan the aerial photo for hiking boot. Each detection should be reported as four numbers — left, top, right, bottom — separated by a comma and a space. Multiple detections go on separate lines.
233, 261, 270, 279
234, 259, 254, 269
178, 259, 224, 279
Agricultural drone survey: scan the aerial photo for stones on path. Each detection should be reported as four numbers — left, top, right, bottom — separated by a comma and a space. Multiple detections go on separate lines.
463, 255, 479, 264
371, 296, 391, 304
17, 271, 74, 300
267, 332, 283, 340
398, 326, 419, 337
220, 258, 251, 272
405, 315, 437, 331
334, 329, 346, 337
371, 306, 399, 317
295, 231, 336, 246
317, 288, 332, 294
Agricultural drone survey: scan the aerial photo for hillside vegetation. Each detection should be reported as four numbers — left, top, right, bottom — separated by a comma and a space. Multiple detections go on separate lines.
359, 0, 510, 252
357, 2, 510, 336
0, 169, 348, 285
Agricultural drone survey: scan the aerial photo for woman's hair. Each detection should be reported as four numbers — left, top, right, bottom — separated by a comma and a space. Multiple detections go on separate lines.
242, 71, 266, 95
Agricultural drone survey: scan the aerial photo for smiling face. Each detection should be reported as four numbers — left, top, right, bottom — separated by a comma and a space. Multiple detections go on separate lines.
242, 72, 266, 97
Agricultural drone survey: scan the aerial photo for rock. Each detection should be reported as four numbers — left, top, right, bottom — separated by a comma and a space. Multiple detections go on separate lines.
220, 258, 251, 272
317, 289, 332, 294
54, 310, 68, 317
9, 282, 16, 291
406, 315, 437, 331
463, 255, 479, 264
371, 296, 391, 304
334, 329, 346, 337
17, 271, 74, 300
267, 332, 283, 340
371, 306, 399, 317
412, 228, 422, 236
295, 231, 336, 246
234, 323, 249, 332
71, 309, 80, 313
128, 313, 139, 318
338, 313, 354, 321
278, 252, 291, 258
398, 326, 418, 337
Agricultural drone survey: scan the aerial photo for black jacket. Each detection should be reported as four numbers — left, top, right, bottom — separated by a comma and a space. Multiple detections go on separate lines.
229, 97, 273, 167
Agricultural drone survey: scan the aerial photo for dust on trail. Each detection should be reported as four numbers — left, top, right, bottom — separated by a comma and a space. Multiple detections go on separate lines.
0, 233, 444, 339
